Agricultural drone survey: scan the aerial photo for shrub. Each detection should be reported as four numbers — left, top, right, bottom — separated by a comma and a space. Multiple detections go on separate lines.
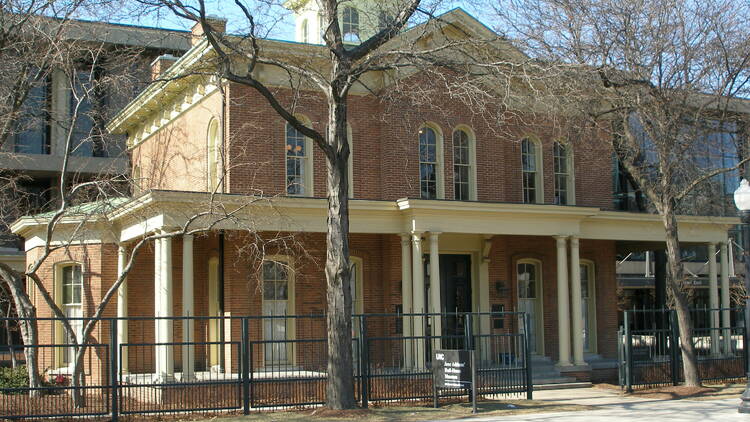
0, 365, 29, 392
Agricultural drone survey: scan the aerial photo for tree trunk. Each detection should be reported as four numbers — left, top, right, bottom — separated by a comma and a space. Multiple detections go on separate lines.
324, 93, 355, 409
662, 208, 701, 387
0, 268, 41, 396
71, 348, 86, 408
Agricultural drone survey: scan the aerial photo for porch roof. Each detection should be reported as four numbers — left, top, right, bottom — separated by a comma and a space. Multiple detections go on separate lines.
11, 190, 737, 249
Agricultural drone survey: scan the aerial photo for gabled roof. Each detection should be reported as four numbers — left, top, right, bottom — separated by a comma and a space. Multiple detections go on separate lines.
106, 7, 525, 135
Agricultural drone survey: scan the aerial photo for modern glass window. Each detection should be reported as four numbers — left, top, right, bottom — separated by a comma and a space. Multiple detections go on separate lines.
419, 127, 439, 199
286, 123, 309, 196
553, 141, 571, 205
453, 129, 472, 201
61, 264, 83, 366
521, 138, 541, 203
14, 77, 50, 154
70, 69, 105, 157
342, 7, 360, 43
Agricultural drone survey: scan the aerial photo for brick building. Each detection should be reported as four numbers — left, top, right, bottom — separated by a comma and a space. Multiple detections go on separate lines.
11, 7, 736, 384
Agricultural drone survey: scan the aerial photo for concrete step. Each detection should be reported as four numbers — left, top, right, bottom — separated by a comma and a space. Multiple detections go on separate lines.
533, 381, 593, 390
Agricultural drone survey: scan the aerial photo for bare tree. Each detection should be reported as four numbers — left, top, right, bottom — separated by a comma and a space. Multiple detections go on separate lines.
493, 0, 750, 386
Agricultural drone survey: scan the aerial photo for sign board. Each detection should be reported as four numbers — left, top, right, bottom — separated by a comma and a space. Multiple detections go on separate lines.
433, 349, 472, 388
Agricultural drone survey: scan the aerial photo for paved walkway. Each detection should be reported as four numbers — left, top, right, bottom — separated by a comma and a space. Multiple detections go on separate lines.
439, 387, 746, 422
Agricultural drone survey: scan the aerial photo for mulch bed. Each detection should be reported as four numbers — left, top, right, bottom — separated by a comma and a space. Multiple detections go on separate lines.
595, 382, 743, 400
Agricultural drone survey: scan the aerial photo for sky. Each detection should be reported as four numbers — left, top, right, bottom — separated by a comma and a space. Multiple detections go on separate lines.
100, 0, 490, 42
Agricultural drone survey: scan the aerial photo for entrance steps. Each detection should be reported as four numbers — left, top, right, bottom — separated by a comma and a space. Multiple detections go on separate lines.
530, 355, 590, 388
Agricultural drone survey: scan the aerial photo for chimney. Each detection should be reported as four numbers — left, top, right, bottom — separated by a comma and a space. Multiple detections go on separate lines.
191, 15, 227, 46
150, 54, 179, 81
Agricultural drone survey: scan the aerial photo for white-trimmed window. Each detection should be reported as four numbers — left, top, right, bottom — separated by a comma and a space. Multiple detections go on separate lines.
207, 118, 222, 192
521, 138, 542, 203
453, 128, 476, 201
262, 259, 295, 364
419, 125, 443, 199
285, 123, 312, 196
342, 7, 360, 43
58, 263, 83, 367
580, 260, 597, 353
553, 141, 574, 205
300, 19, 309, 43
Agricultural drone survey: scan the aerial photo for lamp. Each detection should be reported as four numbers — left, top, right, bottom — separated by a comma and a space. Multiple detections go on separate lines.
733, 179, 750, 413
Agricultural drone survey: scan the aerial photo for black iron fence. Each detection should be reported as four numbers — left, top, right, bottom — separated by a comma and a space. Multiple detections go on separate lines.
0, 312, 531, 420
618, 308, 747, 391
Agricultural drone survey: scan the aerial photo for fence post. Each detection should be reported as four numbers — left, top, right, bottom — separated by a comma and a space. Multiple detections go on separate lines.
624, 311, 633, 393
242, 318, 250, 415
524, 314, 533, 400
464, 313, 474, 350
359, 314, 369, 409
669, 310, 679, 386
249, 340, 255, 409
744, 308, 749, 375
110, 318, 119, 422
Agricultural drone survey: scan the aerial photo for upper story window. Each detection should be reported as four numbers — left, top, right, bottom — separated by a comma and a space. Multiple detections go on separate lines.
300, 19, 309, 43
553, 141, 574, 205
71, 69, 106, 158
521, 138, 542, 204
378, 11, 394, 32
319, 14, 326, 43
286, 122, 312, 196
453, 128, 475, 201
419, 126, 443, 200
342, 7, 360, 43
207, 118, 222, 192
14, 76, 50, 155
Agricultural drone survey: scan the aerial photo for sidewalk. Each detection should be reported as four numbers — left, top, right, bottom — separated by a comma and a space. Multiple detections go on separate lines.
438, 387, 745, 422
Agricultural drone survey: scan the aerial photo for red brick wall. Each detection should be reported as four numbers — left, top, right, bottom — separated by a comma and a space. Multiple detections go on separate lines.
224, 82, 614, 208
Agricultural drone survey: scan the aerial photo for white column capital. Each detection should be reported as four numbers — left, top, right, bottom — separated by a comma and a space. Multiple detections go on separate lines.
429, 231, 442, 238
400, 233, 411, 244
569, 236, 580, 246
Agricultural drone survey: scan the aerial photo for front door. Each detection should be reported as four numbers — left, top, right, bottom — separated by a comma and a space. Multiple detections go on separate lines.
262, 261, 291, 365
440, 254, 472, 349
517, 261, 542, 354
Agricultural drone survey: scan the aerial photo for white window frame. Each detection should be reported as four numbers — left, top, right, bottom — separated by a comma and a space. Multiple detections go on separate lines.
516, 258, 544, 354
342, 6, 360, 43
419, 124, 444, 200
207, 118, 222, 193
261, 256, 296, 366
300, 18, 309, 43
580, 259, 597, 353
521, 137, 543, 204
54, 262, 84, 370
452, 126, 477, 201
285, 119, 314, 197
553, 140, 575, 205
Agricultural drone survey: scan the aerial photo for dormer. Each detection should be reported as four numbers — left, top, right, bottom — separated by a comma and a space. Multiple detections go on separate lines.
286, 0, 400, 45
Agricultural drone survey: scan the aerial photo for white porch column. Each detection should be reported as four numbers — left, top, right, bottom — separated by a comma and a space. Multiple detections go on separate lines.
720, 242, 732, 354
428, 232, 442, 343
555, 236, 572, 367
708, 243, 720, 355
411, 232, 425, 368
153, 235, 162, 377
182, 235, 195, 380
569, 237, 585, 366
400, 234, 414, 368
116, 245, 128, 375
156, 235, 174, 381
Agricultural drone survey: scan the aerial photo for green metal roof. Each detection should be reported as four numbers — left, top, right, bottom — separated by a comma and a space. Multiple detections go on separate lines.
28, 197, 131, 219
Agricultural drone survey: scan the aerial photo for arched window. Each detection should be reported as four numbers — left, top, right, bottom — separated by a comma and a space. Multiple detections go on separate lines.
342, 7, 360, 43
453, 128, 476, 200
553, 141, 574, 205
262, 259, 295, 364
207, 119, 222, 192
521, 138, 542, 203
419, 125, 443, 199
517, 259, 543, 354
285, 122, 312, 196
580, 260, 597, 352
300, 19, 309, 43
56, 263, 83, 367
318, 14, 326, 43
